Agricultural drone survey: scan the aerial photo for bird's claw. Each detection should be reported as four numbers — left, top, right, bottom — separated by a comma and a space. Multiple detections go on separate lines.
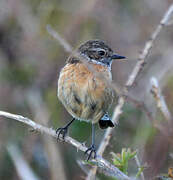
56, 127, 68, 141
85, 144, 96, 161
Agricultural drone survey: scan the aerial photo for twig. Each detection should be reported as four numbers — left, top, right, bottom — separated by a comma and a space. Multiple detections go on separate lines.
86, 97, 125, 180
126, 3, 173, 88
125, 96, 153, 122
86, 3, 173, 179
98, 0, 173, 158
7, 144, 40, 180
26, 90, 67, 180
150, 77, 172, 122
0, 110, 132, 180
134, 153, 145, 180
149, 77, 173, 145
46, 25, 72, 53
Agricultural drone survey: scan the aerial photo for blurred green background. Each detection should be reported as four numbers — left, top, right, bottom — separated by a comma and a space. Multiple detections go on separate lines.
0, 0, 173, 179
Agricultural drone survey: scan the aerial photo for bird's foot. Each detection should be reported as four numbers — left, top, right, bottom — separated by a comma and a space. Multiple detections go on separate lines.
85, 144, 96, 161
56, 126, 68, 141
56, 118, 75, 141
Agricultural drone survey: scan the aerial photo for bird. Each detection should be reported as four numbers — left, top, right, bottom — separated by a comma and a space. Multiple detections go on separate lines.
56, 40, 126, 160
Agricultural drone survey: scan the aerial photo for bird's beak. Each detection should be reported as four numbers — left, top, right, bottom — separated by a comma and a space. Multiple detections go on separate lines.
111, 54, 126, 60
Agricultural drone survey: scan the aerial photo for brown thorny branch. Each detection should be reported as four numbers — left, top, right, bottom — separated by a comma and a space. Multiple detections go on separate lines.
0, 111, 131, 180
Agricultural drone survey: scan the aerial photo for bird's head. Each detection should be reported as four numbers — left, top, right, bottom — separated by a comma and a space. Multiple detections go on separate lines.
77, 40, 126, 68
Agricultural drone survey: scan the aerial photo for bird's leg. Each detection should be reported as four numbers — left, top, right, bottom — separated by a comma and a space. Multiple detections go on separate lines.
56, 118, 75, 140
85, 124, 96, 161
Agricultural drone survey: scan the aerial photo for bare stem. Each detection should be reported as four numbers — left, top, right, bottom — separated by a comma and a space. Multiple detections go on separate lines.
7, 144, 40, 180
126, 3, 173, 88
46, 25, 72, 53
150, 77, 172, 122
135, 153, 145, 180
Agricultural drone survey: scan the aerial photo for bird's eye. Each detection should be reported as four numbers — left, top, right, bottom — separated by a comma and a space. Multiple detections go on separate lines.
98, 50, 106, 56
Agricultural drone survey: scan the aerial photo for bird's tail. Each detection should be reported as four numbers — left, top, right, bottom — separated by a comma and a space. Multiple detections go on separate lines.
99, 120, 114, 129
98, 113, 114, 129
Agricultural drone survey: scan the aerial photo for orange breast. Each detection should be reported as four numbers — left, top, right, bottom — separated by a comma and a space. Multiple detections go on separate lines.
57, 62, 114, 123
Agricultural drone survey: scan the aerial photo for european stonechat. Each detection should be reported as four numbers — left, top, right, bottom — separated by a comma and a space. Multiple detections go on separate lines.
56, 40, 126, 160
